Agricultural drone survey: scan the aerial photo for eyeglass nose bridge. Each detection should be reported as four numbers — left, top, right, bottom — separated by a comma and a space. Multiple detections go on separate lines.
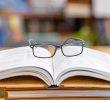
56, 45, 61, 48
48, 45, 61, 57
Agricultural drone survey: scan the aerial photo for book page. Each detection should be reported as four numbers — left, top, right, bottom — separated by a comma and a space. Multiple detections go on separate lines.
24, 46, 53, 76
0, 46, 53, 78
53, 47, 110, 80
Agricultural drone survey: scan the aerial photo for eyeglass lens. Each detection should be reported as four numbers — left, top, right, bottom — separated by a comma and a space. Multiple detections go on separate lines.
62, 39, 83, 56
33, 44, 56, 58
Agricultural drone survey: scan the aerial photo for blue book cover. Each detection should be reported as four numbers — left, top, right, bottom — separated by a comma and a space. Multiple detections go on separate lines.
0, 17, 5, 47
0, 28, 4, 47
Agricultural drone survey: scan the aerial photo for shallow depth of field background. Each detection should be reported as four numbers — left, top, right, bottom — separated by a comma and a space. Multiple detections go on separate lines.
0, 0, 110, 47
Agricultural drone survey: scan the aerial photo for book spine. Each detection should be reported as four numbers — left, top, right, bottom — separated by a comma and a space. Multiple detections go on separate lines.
46, 85, 64, 89
0, 17, 4, 47
104, 19, 110, 45
8, 15, 24, 43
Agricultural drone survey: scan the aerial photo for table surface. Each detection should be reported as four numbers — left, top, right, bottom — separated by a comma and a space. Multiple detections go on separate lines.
91, 46, 110, 54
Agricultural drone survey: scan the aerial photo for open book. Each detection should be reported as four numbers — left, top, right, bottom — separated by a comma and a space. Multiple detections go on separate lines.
0, 46, 110, 87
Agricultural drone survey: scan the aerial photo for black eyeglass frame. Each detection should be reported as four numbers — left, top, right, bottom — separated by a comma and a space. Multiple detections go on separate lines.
29, 38, 85, 58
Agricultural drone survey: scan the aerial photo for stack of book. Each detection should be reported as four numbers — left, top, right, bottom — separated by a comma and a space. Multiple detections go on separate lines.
0, 76, 110, 100
0, 46, 110, 99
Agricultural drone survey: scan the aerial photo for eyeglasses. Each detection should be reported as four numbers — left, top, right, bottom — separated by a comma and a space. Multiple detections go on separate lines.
29, 38, 85, 58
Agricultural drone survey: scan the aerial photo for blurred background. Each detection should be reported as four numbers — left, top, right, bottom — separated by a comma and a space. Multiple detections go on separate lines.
0, 0, 110, 47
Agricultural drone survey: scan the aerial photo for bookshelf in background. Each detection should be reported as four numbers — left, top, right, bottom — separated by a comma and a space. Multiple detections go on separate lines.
0, 0, 103, 47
